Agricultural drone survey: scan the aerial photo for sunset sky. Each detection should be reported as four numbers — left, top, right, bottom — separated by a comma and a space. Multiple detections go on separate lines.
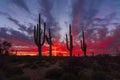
0, 0, 120, 56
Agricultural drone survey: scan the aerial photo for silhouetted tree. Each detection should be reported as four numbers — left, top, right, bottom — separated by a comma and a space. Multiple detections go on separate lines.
0, 41, 12, 56
34, 14, 46, 57
3, 41, 12, 55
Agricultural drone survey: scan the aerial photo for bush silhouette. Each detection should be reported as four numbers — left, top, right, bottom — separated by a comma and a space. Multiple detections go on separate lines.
4, 67, 23, 78
45, 68, 63, 79
9, 75, 30, 80
60, 73, 78, 80
93, 71, 111, 80
0, 41, 12, 56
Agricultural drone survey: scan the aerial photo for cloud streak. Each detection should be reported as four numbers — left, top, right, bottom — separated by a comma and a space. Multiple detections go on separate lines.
12, 0, 30, 12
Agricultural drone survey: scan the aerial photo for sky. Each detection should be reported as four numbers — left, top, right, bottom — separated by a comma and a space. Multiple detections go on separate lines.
0, 0, 120, 56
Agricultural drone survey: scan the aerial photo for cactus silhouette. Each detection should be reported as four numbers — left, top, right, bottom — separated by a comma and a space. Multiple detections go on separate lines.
34, 14, 46, 57
46, 28, 53, 57
80, 30, 87, 57
66, 24, 73, 57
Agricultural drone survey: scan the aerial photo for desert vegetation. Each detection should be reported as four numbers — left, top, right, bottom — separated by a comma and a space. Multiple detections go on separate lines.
0, 56, 120, 80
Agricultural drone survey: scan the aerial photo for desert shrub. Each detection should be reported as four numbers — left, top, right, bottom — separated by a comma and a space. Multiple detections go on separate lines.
9, 75, 30, 80
22, 62, 38, 69
45, 68, 63, 79
39, 60, 51, 67
10, 57, 19, 63
93, 71, 112, 80
78, 69, 93, 80
60, 61, 80, 74
109, 63, 120, 71
0, 71, 5, 80
92, 64, 103, 71
22, 63, 31, 68
108, 71, 120, 80
30, 63, 38, 69
44, 62, 51, 67
34, 60, 41, 65
102, 54, 111, 58
4, 67, 23, 78
59, 73, 78, 80
0, 77, 4, 80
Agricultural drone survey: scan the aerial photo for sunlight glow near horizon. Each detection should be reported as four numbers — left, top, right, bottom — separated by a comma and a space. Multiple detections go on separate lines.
11, 43, 115, 56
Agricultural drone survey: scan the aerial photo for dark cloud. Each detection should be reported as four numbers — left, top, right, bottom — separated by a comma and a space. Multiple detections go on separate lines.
0, 11, 27, 32
0, 11, 10, 17
0, 11, 33, 42
7, 16, 33, 33
8, 17, 27, 31
110, 25, 120, 47
0, 27, 34, 46
27, 23, 34, 34
38, 0, 61, 38
0, 11, 33, 34
12, 0, 30, 12
0, 27, 30, 41
10, 29, 31, 41
71, 0, 103, 35
87, 12, 116, 37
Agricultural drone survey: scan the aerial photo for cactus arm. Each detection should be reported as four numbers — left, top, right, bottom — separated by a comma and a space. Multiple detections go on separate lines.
45, 28, 53, 45
45, 28, 53, 56
80, 40, 82, 48
66, 24, 73, 57
45, 35, 50, 44
38, 14, 41, 26
70, 35, 73, 49
80, 30, 87, 57
34, 26, 36, 41
34, 25, 39, 46
66, 34, 70, 50
80, 40, 83, 50
84, 42, 87, 51
69, 24, 71, 35
41, 23, 46, 46
49, 28, 52, 45
45, 28, 52, 44
37, 24, 41, 45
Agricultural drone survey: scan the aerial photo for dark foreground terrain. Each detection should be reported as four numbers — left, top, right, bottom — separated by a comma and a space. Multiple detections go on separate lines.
0, 55, 120, 80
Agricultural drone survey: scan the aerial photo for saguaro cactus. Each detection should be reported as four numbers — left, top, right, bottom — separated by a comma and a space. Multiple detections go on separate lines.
80, 30, 87, 57
66, 24, 73, 57
34, 14, 46, 57
46, 28, 53, 57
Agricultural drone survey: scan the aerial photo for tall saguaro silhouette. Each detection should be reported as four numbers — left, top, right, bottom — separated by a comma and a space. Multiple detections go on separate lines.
80, 30, 87, 57
46, 28, 53, 57
66, 24, 73, 57
34, 14, 46, 57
